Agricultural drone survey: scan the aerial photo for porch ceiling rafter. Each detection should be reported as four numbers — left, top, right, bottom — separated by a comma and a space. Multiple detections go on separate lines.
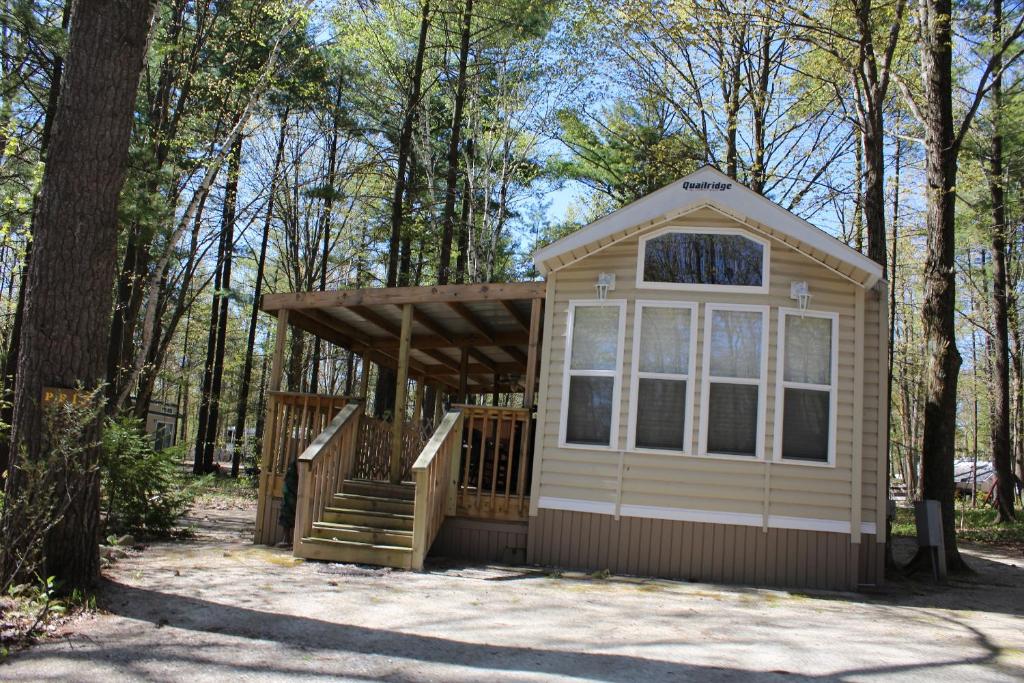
261, 282, 546, 396
448, 301, 529, 366
288, 308, 460, 391
347, 304, 467, 374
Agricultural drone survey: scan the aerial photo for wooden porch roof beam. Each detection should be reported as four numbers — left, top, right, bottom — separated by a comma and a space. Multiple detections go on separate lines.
288, 309, 458, 391
447, 302, 528, 366
500, 300, 531, 332
262, 282, 546, 312
347, 304, 470, 373
369, 332, 528, 350
417, 361, 524, 375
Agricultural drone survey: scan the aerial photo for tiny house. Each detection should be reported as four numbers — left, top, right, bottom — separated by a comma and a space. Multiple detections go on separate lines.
255, 166, 888, 591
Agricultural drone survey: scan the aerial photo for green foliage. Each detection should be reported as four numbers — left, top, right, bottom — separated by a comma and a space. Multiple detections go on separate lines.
549, 99, 704, 210
99, 419, 193, 537
0, 389, 104, 592
892, 503, 1024, 547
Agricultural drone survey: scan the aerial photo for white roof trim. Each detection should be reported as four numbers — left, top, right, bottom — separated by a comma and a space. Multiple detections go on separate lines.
533, 166, 884, 287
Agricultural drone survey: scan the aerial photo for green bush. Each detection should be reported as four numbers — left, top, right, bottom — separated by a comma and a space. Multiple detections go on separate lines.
100, 418, 193, 537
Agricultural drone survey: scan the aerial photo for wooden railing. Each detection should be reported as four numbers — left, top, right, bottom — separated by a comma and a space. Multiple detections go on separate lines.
254, 391, 351, 544
410, 410, 464, 570
293, 402, 364, 554
454, 405, 533, 521
353, 414, 429, 482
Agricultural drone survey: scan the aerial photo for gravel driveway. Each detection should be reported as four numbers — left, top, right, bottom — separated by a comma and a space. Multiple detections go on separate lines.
2, 503, 1022, 682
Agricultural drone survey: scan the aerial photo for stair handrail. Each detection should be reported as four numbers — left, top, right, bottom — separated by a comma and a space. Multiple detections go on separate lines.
409, 409, 464, 570
293, 401, 364, 550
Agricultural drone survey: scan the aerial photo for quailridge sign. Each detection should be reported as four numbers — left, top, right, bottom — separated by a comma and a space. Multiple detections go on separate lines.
680, 180, 733, 191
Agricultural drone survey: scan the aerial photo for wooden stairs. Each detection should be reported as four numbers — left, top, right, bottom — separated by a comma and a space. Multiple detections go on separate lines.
296, 479, 418, 569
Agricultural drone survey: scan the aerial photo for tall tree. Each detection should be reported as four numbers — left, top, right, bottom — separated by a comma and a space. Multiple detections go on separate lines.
233, 109, 288, 476
1, 0, 158, 588
987, 0, 1015, 522
0, 1, 70, 475
909, 0, 1024, 569
437, 0, 473, 284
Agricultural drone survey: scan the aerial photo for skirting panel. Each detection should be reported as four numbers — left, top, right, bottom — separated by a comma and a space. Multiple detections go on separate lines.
527, 508, 884, 591
430, 517, 529, 564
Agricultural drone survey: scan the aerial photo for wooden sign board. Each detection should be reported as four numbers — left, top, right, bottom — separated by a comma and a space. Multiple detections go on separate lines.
41, 386, 91, 407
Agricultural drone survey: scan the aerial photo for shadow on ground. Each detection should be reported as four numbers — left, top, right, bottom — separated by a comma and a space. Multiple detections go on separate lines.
64, 580, 1006, 682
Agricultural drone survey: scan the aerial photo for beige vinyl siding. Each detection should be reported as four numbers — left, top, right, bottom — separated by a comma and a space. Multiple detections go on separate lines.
861, 284, 884, 536
535, 207, 874, 531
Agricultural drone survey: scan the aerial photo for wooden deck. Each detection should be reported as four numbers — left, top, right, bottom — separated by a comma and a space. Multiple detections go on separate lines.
255, 393, 533, 566
254, 282, 543, 565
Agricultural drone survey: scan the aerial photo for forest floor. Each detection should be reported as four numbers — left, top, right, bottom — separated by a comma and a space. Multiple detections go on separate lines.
1, 493, 1023, 682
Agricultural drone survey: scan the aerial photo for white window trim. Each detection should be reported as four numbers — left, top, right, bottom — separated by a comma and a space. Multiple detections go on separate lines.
772, 308, 839, 467
627, 301, 699, 455
558, 299, 627, 451
635, 225, 771, 294
698, 303, 770, 460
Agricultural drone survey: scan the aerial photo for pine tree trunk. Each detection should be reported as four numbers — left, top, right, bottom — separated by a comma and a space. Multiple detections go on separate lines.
988, 0, 1014, 522
233, 111, 287, 476
385, 0, 430, 289
193, 213, 226, 474
0, 2, 70, 475
311, 90, 343, 393
378, 0, 430, 417
2, 0, 157, 589
917, 0, 966, 571
200, 136, 242, 471
437, 0, 473, 285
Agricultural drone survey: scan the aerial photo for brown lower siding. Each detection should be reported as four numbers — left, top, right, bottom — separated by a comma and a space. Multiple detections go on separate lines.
527, 508, 884, 591
429, 517, 529, 564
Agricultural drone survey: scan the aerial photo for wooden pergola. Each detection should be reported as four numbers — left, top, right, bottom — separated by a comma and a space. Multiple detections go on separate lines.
260, 282, 547, 482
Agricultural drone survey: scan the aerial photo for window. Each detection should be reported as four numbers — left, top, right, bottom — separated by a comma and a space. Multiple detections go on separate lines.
628, 302, 697, 453
638, 227, 769, 292
560, 301, 626, 448
699, 304, 769, 458
774, 310, 837, 464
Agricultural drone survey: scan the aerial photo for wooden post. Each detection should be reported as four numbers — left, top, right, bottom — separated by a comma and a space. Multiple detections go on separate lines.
390, 303, 413, 483
523, 298, 542, 407
270, 310, 289, 393
256, 309, 288, 544
520, 297, 542, 514
457, 347, 469, 403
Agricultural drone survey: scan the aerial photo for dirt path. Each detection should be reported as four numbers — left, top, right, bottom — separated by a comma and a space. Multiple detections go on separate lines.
2, 503, 1023, 682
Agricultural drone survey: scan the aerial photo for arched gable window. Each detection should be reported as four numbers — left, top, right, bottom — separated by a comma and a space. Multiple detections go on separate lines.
637, 227, 769, 293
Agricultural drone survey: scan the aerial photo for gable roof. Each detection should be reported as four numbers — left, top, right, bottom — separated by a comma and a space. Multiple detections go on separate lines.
533, 166, 884, 288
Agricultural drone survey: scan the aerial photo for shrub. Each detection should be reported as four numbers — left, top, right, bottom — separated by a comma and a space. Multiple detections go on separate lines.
0, 390, 102, 592
100, 418, 193, 537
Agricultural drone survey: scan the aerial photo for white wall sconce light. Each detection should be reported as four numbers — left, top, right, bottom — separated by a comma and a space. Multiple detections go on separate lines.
790, 281, 811, 312
595, 272, 616, 301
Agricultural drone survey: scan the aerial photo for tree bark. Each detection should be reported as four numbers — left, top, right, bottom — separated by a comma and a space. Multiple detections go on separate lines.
199, 135, 243, 471
311, 89, 343, 393
193, 206, 226, 474
455, 139, 473, 284
916, 0, 967, 571
2, 0, 158, 589
988, 0, 1014, 522
377, 0, 430, 418
386, 0, 430, 289
437, 0, 473, 285
0, 1, 70, 475
233, 110, 287, 476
